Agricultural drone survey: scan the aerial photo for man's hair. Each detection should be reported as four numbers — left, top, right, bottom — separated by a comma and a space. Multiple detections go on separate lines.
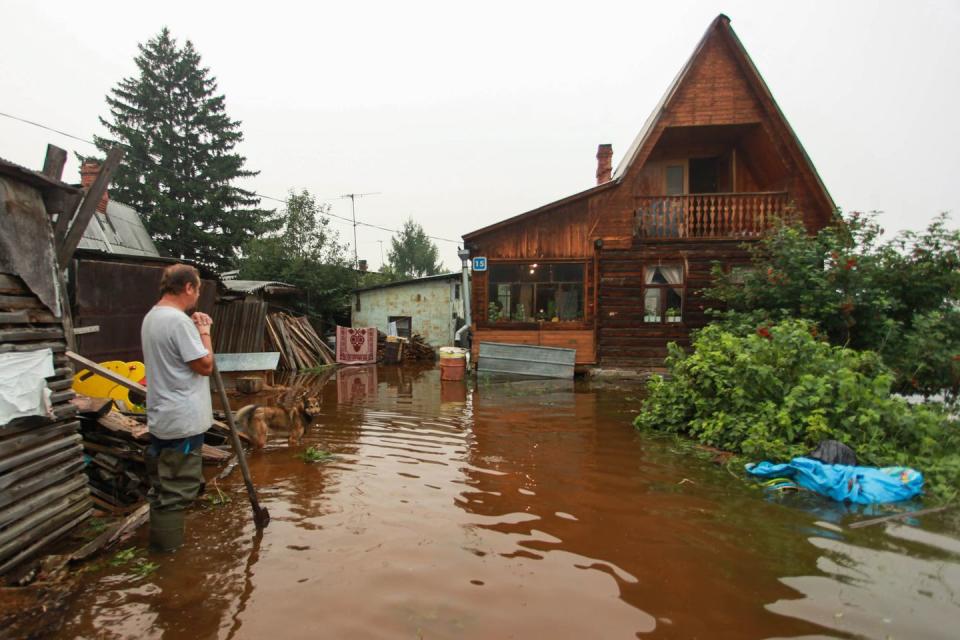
159, 264, 201, 296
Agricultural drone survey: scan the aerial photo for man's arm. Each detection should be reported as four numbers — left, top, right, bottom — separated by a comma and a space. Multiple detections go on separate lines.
188, 312, 214, 376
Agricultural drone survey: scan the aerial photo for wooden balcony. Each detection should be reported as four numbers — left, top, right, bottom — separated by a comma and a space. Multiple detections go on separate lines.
635, 192, 789, 239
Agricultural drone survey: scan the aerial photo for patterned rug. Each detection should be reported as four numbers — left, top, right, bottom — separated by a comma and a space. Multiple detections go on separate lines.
336, 326, 378, 365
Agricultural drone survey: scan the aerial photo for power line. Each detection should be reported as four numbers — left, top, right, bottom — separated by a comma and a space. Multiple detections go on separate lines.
0, 109, 461, 244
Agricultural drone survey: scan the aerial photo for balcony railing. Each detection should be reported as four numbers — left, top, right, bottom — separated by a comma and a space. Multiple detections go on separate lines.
635, 192, 789, 239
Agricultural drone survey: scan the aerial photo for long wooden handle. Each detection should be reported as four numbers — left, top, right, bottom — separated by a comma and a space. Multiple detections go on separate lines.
211, 362, 269, 529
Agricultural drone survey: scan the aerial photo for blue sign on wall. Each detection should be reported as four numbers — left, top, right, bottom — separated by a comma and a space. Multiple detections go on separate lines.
472, 257, 487, 272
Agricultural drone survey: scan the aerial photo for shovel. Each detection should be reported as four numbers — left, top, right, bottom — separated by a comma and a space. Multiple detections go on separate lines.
211, 361, 270, 529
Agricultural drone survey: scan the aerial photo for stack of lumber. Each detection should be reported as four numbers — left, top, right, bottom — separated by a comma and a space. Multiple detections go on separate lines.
75, 398, 232, 513
376, 332, 436, 363
265, 312, 335, 370
1, 273, 90, 577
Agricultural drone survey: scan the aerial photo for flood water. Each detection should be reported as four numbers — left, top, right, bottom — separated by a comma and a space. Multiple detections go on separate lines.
56, 365, 960, 639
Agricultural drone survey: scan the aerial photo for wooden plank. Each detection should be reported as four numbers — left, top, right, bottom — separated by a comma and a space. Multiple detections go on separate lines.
0, 341, 66, 354
58, 147, 124, 266
73, 325, 100, 335
41, 144, 68, 180
65, 350, 146, 395
0, 294, 43, 311
847, 505, 954, 529
0, 275, 27, 295
70, 503, 149, 562
0, 327, 64, 342
0, 310, 59, 324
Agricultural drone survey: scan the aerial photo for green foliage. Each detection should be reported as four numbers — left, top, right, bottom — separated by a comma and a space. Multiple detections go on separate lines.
634, 321, 960, 500
109, 547, 159, 577
94, 28, 280, 270
707, 213, 960, 399
383, 218, 443, 279
240, 189, 353, 322
296, 446, 335, 463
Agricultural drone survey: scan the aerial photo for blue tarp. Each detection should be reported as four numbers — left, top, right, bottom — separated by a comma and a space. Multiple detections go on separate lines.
745, 456, 924, 504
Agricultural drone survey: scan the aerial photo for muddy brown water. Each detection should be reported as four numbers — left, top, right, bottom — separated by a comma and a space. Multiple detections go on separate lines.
54, 365, 959, 639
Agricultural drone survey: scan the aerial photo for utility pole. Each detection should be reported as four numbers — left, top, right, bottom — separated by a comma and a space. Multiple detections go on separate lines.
340, 192, 380, 286
377, 240, 385, 270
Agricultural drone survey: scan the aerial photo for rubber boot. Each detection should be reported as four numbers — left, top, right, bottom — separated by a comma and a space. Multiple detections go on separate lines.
149, 508, 185, 552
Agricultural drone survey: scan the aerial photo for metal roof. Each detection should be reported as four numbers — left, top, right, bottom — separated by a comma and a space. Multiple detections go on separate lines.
353, 272, 462, 294
0, 156, 81, 194
223, 280, 300, 294
77, 200, 160, 257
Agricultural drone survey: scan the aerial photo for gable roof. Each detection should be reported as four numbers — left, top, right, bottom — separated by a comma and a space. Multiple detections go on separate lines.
613, 14, 835, 213
463, 14, 836, 242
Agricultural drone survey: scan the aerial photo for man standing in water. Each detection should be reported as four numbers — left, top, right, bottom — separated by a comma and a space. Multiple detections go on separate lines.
141, 264, 214, 551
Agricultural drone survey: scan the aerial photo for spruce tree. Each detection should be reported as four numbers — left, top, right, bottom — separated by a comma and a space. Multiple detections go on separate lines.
94, 28, 279, 270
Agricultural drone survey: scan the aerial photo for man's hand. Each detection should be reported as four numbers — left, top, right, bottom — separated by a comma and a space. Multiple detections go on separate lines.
191, 312, 213, 336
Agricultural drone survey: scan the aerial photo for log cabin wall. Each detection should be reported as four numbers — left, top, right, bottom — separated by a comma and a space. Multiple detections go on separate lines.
464, 15, 836, 369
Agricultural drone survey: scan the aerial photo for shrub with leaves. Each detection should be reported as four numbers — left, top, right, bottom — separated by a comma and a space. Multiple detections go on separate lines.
707, 213, 960, 399
634, 320, 960, 500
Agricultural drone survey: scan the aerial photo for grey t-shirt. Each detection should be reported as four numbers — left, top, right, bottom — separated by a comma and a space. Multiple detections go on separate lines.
141, 305, 213, 439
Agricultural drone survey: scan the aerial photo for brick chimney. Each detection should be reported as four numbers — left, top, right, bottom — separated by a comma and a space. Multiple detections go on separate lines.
80, 160, 110, 213
595, 144, 613, 185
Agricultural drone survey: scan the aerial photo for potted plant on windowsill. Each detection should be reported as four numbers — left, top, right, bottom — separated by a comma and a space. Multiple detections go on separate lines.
644, 313, 660, 323
666, 307, 682, 323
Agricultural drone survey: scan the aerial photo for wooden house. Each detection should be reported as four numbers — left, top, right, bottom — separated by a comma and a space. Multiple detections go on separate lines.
462, 15, 836, 369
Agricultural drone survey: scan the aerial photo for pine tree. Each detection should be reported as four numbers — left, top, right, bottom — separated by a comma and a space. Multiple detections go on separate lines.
384, 218, 444, 279
93, 28, 279, 270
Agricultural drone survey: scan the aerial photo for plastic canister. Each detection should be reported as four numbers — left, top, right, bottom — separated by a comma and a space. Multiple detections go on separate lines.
439, 347, 467, 381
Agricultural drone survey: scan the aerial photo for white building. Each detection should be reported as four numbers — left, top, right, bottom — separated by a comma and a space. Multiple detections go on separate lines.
352, 273, 465, 348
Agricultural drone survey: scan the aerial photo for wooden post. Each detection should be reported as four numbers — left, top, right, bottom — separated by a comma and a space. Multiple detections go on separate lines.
58, 147, 124, 266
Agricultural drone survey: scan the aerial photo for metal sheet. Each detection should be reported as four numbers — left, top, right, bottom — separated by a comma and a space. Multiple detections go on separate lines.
477, 342, 576, 379
214, 352, 280, 372
0, 178, 61, 316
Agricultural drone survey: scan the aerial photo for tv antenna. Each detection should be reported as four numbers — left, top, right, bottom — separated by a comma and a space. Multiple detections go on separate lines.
340, 192, 381, 282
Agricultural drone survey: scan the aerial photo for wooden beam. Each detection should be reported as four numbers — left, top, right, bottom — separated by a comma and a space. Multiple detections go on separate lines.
41, 144, 68, 180
58, 147, 124, 266
73, 325, 100, 335
53, 192, 82, 245
65, 350, 146, 395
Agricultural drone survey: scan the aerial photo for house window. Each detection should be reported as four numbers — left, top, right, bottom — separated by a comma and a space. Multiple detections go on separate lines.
643, 264, 684, 323
388, 315, 412, 339
486, 262, 584, 323
454, 283, 461, 300
355, 295, 361, 311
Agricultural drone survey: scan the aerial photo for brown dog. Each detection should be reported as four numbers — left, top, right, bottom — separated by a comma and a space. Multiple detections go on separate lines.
235, 400, 313, 449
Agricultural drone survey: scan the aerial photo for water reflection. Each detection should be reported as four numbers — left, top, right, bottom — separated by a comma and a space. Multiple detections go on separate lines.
769, 527, 960, 639
53, 367, 959, 640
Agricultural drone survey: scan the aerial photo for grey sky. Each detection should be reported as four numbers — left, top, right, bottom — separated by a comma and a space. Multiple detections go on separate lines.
2, 0, 958, 271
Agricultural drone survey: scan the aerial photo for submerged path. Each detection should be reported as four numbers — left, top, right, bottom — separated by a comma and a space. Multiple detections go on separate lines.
58, 366, 960, 639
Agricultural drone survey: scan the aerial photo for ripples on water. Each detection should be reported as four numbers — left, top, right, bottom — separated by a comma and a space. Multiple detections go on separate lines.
56, 366, 960, 639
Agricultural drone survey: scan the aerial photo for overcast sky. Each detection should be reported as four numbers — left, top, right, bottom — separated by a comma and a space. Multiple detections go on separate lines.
2, 0, 958, 271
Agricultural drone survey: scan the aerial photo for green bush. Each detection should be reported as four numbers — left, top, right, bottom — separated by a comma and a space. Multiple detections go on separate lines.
634, 320, 960, 500
706, 213, 960, 400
